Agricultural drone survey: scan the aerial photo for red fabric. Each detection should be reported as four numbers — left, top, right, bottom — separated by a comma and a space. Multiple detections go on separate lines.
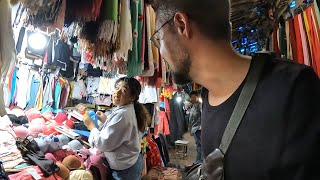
53, 149, 82, 162
92, 0, 103, 18
8, 66, 15, 90
8, 166, 62, 180
311, 5, 320, 40
146, 135, 162, 171
306, 7, 320, 76
273, 25, 280, 57
294, 15, 305, 64
54, 112, 68, 125
289, 19, 298, 62
154, 111, 170, 138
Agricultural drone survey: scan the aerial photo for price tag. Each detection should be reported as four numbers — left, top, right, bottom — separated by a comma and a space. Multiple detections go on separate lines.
26, 168, 42, 180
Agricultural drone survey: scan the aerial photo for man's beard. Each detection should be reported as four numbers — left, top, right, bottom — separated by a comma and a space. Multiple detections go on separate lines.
172, 58, 192, 85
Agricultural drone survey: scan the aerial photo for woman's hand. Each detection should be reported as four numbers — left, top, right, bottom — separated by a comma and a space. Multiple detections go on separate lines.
96, 111, 108, 123
83, 113, 96, 131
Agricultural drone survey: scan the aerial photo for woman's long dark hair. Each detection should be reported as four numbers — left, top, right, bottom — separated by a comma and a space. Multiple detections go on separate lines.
115, 77, 151, 132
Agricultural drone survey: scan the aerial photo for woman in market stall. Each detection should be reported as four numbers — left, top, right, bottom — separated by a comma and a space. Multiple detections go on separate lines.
84, 77, 150, 180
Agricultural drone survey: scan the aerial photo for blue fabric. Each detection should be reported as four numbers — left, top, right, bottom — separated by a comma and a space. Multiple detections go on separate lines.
89, 110, 99, 128
41, 107, 54, 114
111, 153, 144, 180
193, 130, 203, 164
26, 75, 40, 109
73, 130, 90, 138
10, 68, 17, 104
53, 80, 61, 110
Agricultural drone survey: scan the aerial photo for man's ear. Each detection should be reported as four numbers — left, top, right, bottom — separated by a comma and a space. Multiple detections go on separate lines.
174, 12, 191, 39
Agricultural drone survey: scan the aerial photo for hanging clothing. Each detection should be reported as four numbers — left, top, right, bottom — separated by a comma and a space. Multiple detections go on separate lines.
294, 15, 305, 64
42, 74, 55, 108
154, 111, 170, 138
118, 0, 133, 60
167, 93, 186, 144
305, 6, 320, 76
146, 135, 162, 171
128, 0, 143, 77
289, 19, 298, 61
310, 5, 320, 42
273, 25, 280, 57
98, 0, 118, 42
59, 79, 70, 109
35, 79, 44, 110
10, 68, 18, 105
303, 11, 314, 65
314, 0, 320, 32
26, 74, 41, 110
298, 14, 311, 66
53, 80, 62, 110
15, 66, 30, 109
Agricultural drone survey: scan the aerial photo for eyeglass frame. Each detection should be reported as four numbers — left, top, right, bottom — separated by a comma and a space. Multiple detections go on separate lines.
150, 16, 174, 48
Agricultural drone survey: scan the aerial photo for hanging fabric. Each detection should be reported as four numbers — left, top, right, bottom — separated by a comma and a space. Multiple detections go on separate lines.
117, 0, 133, 60
98, 0, 118, 43
305, 6, 320, 76
315, 0, 320, 28
297, 14, 311, 66
293, 15, 305, 64
273, 25, 280, 57
285, 21, 293, 59
127, 0, 143, 77
310, 4, 320, 44
140, 4, 155, 77
289, 19, 298, 61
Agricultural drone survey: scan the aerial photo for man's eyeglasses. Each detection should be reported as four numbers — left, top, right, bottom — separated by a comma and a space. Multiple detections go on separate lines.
150, 17, 174, 48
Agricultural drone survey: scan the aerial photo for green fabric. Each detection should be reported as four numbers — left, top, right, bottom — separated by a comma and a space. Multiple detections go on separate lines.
128, 0, 143, 77
314, 0, 320, 28
101, 0, 119, 21
137, 0, 144, 70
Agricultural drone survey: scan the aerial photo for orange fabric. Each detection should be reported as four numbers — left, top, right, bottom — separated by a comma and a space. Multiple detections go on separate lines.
146, 136, 162, 171
289, 19, 298, 62
305, 7, 320, 76
293, 16, 304, 64
311, 5, 320, 42
154, 111, 170, 138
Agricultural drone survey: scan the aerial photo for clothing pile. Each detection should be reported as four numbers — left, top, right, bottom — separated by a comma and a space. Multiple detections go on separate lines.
0, 107, 109, 180
0, 103, 182, 179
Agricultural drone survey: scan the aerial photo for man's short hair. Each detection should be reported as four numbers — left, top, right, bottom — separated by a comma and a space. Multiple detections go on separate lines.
147, 0, 231, 41
190, 91, 199, 97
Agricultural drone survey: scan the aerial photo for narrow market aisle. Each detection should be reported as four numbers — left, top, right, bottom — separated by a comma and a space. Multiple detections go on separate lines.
168, 133, 197, 167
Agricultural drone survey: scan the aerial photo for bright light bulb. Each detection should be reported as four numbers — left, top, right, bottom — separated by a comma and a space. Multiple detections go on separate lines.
28, 32, 48, 50
176, 96, 182, 103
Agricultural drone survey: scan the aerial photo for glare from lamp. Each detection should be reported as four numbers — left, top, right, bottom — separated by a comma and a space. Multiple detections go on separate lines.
199, 97, 203, 103
176, 96, 182, 103
28, 32, 48, 50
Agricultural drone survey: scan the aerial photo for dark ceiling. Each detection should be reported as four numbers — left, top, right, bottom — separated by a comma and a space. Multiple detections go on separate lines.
230, 0, 294, 53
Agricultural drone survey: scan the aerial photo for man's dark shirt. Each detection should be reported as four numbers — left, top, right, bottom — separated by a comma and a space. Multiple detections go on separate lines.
201, 57, 320, 180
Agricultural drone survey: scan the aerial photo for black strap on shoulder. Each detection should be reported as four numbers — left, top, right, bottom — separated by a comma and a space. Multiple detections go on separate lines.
219, 54, 267, 154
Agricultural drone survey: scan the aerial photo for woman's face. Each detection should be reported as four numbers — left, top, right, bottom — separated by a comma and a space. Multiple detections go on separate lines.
113, 81, 135, 106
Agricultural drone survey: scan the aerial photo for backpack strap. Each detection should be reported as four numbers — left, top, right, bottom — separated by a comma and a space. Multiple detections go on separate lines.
219, 53, 268, 154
